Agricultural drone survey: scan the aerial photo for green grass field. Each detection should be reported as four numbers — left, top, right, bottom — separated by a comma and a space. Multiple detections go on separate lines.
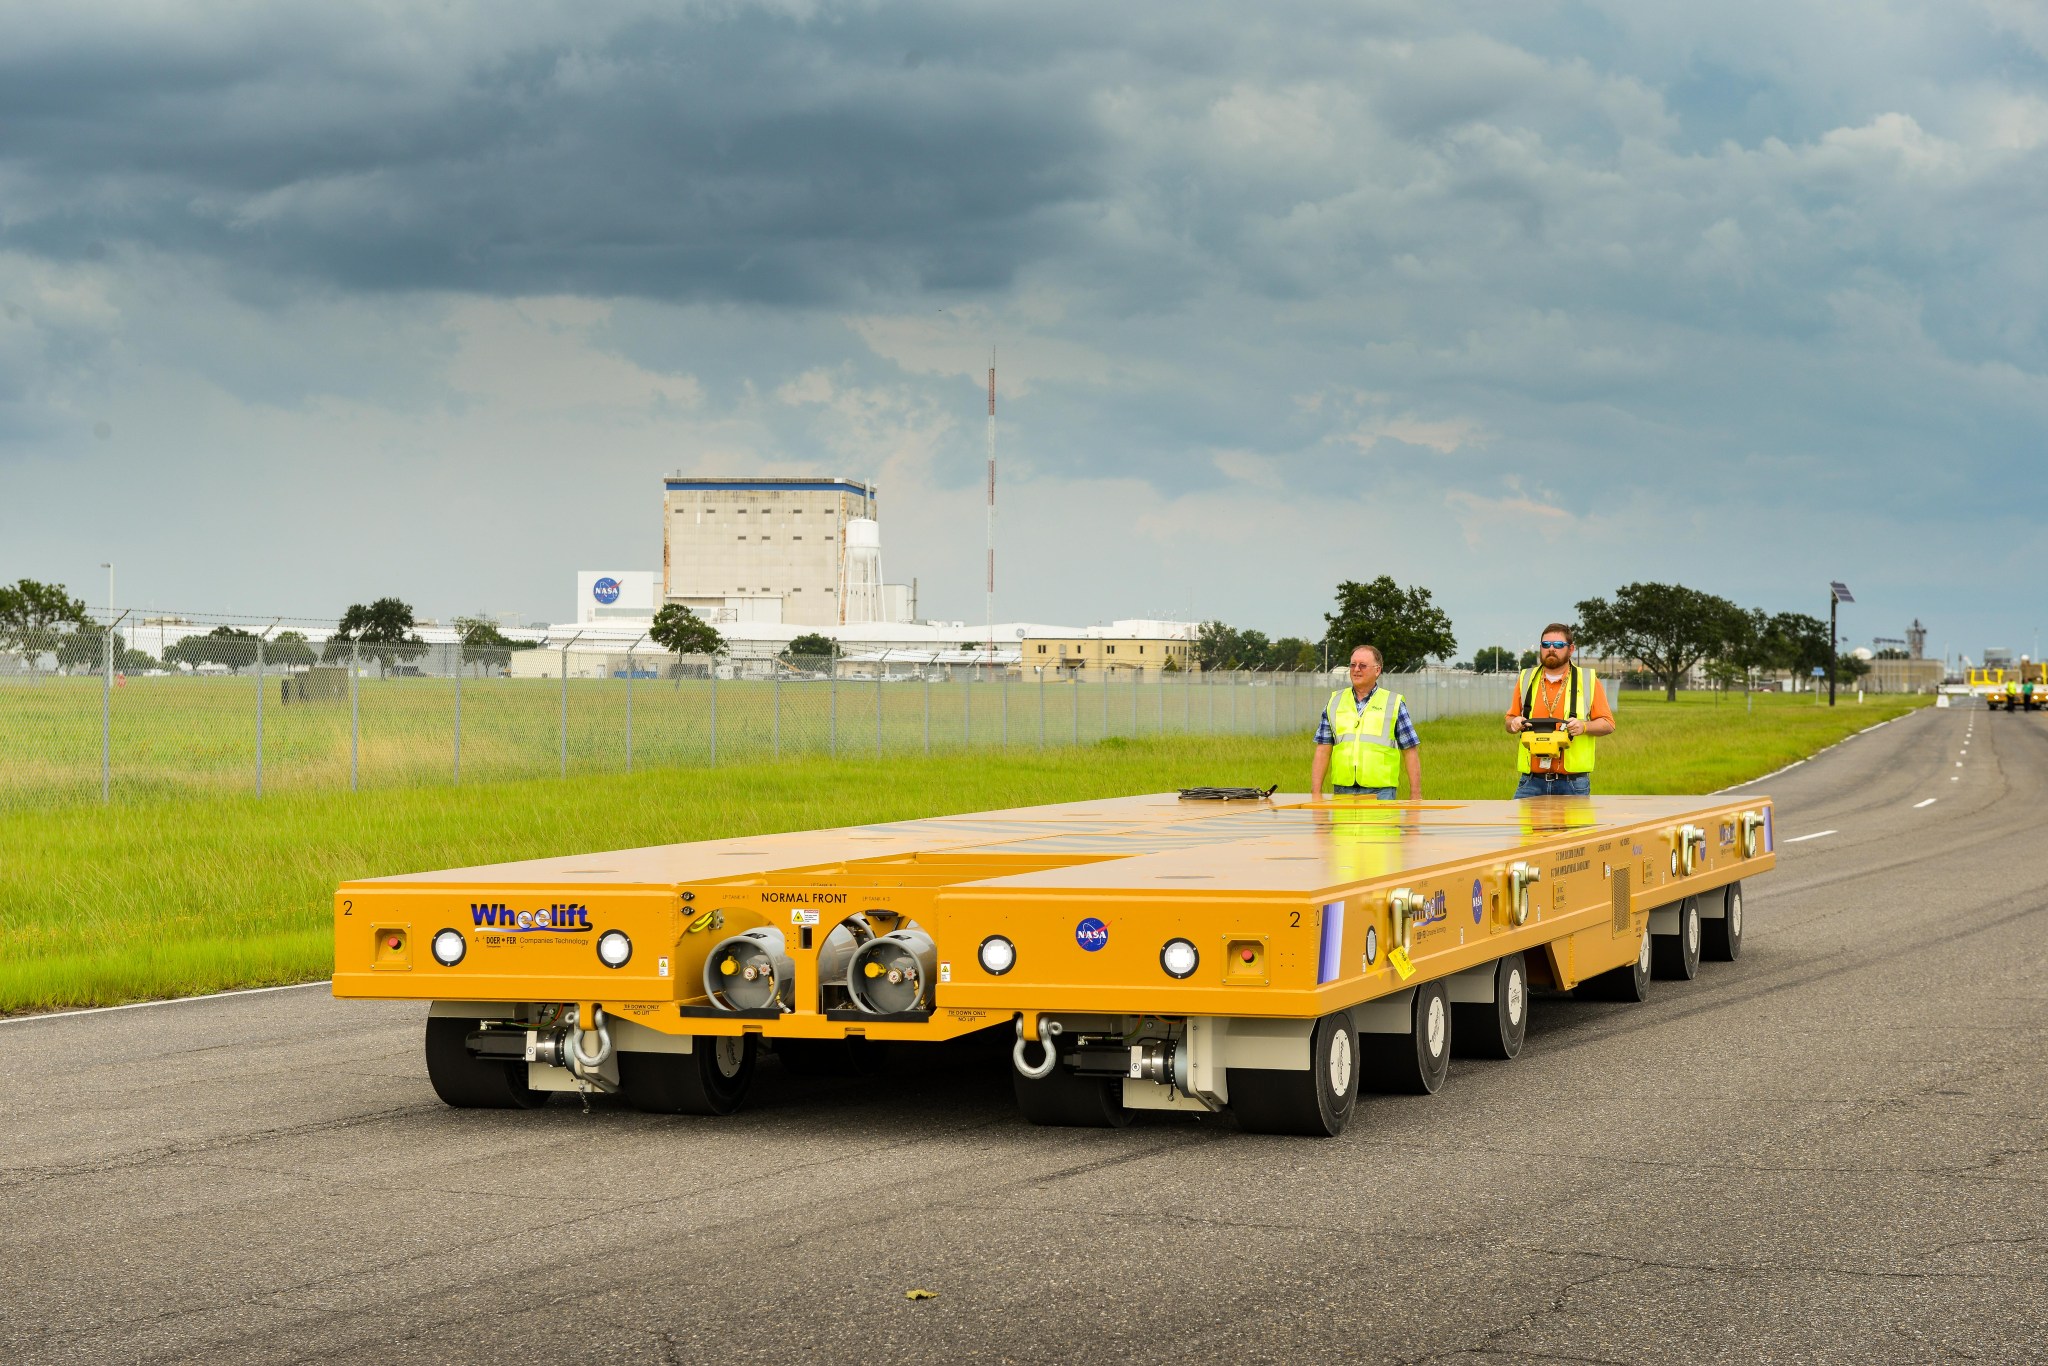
0, 670, 1332, 806
0, 690, 1925, 1014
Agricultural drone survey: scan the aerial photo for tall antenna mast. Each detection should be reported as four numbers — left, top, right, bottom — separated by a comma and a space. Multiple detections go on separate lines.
986, 348, 996, 668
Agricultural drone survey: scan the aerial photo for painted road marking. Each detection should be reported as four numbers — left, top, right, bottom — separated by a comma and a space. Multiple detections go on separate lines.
1785, 830, 1838, 843
1914, 798, 1938, 809
0, 980, 330, 1027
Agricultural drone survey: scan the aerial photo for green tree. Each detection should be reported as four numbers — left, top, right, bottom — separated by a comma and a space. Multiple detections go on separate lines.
1270, 637, 1318, 671
782, 630, 837, 662
326, 597, 426, 677
1518, 648, 1538, 669
1192, 621, 1244, 671
651, 604, 727, 659
1471, 645, 1517, 674
55, 625, 154, 673
0, 578, 88, 654
1322, 577, 1457, 674
1575, 582, 1743, 701
1717, 607, 1774, 692
269, 630, 317, 670
453, 616, 533, 674
165, 626, 260, 671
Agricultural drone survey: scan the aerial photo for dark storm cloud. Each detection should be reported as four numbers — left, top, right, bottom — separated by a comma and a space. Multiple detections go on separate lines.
0, 2, 1140, 302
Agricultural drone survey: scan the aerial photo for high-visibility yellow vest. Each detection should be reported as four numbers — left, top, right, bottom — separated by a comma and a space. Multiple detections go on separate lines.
1516, 667, 1598, 774
1326, 686, 1405, 789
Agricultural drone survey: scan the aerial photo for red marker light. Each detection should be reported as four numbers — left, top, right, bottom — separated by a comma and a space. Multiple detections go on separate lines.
386, 936, 402, 950
1240, 947, 1256, 962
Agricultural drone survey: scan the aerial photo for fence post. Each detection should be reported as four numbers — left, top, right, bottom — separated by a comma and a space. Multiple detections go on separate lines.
923, 672, 931, 756
830, 662, 838, 757
773, 667, 781, 759
1002, 674, 1009, 747
560, 647, 569, 778
350, 643, 360, 792
624, 650, 633, 774
101, 628, 113, 804
963, 672, 972, 746
254, 637, 265, 798
875, 668, 883, 759
709, 663, 718, 767
1039, 672, 1046, 747
453, 646, 462, 785
1101, 673, 1109, 737
1072, 674, 1079, 743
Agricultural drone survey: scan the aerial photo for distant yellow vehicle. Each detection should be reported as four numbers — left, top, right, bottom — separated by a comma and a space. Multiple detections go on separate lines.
334, 791, 1774, 1136
1969, 665, 2045, 711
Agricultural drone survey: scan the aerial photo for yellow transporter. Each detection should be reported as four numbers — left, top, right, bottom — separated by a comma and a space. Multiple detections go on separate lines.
334, 792, 1774, 1137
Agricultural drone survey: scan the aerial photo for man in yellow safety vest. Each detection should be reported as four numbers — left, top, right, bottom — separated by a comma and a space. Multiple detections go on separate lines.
1311, 645, 1422, 800
1505, 622, 1615, 797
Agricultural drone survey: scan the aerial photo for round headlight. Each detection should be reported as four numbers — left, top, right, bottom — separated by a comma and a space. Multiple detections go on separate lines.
978, 934, 1016, 976
1160, 938, 1199, 979
597, 930, 633, 968
431, 928, 466, 967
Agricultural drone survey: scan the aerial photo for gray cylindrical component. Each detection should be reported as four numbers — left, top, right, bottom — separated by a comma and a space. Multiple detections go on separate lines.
704, 928, 793, 1011
814, 917, 873, 998
847, 928, 936, 1015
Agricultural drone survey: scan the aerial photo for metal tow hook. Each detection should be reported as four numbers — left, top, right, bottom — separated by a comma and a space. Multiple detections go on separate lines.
1012, 1015, 1062, 1080
569, 1005, 613, 1070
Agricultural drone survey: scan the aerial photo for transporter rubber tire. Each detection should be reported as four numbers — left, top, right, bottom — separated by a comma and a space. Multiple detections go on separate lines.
1576, 931, 1652, 1003
1361, 980, 1452, 1095
424, 1017, 547, 1110
1702, 880, 1745, 962
1651, 896, 1702, 981
1013, 1058, 1131, 1129
1451, 953, 1527, 1062
774, 1037, 888, 1078
1231, 1009, 1360, 1137
617, 1036, 757, 1116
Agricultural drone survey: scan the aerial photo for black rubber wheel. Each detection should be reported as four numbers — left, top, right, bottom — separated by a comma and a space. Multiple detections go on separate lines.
774, 1037, 888, 1078
1452, 953, 1527, 1061
425, 1017, 547, 1109
1013, 1059, 1131, 1128
1575, 931, 1652, 1002
616, 1036, 757, 1116
1231, 1010, 1361, 1137
1361, 980, 1452, 1094
1651, 896, 1702, 981
1702, 880, 1744, 962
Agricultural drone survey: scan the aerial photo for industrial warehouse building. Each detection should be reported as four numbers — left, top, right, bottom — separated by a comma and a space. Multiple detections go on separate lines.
661, 475, 913, 628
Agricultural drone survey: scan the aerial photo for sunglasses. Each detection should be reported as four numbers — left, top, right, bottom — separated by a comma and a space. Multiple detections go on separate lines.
1539, 640, 1570, 649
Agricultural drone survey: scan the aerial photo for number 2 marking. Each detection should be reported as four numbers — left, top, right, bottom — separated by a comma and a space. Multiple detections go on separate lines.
342, 900, 353, 916
1289, 911, 1302, 928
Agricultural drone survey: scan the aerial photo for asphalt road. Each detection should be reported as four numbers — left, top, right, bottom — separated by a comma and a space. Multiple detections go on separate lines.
4, 701, 2043, 1364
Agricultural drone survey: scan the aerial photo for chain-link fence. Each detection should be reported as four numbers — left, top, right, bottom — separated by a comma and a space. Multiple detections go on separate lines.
0, 614, 1512, 810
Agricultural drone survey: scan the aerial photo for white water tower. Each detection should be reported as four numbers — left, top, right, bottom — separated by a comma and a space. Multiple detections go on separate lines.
842, 518, 883, 624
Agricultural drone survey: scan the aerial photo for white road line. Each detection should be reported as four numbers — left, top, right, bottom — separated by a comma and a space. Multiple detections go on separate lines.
0, 979, 330, 1027
1785, 830, 1838, 843
1914, 798, 1938, 809
1957, 761, 1964, 767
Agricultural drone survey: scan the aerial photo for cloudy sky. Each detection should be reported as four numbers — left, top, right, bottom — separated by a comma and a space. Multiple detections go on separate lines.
3, 0, 2044, 661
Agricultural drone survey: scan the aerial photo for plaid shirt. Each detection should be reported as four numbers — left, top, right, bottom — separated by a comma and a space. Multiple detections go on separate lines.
1313, 684, 1420, 749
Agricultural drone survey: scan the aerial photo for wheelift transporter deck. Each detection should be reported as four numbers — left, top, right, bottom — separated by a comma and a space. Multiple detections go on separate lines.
332, 792, 1773, 1137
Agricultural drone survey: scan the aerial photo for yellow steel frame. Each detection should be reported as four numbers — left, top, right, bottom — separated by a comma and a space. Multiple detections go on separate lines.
334, 793, 1775, 1040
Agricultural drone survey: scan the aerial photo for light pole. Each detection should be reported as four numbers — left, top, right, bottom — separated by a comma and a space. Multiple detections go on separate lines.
1828, 581, 1854, 707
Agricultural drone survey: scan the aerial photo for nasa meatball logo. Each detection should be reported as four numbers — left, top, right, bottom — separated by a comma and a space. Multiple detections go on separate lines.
1074, 917, 1109, 952
592, 576, 621, 604
1471, 878, 1484, 924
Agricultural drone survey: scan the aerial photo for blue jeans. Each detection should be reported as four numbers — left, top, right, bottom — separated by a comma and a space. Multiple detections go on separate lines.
1335, 785, 1398, 799
1515, 773, 1590, 798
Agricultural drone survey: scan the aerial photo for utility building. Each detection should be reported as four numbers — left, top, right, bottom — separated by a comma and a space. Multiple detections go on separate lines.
662, 476, 880, 629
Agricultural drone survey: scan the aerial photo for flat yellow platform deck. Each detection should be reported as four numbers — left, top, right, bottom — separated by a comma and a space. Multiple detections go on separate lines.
334, 792, 1773, 1037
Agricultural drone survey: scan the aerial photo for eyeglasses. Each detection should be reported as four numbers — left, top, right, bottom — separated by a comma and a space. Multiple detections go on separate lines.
1348, 662, 1376, 670
1539, 640, 1570, 649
